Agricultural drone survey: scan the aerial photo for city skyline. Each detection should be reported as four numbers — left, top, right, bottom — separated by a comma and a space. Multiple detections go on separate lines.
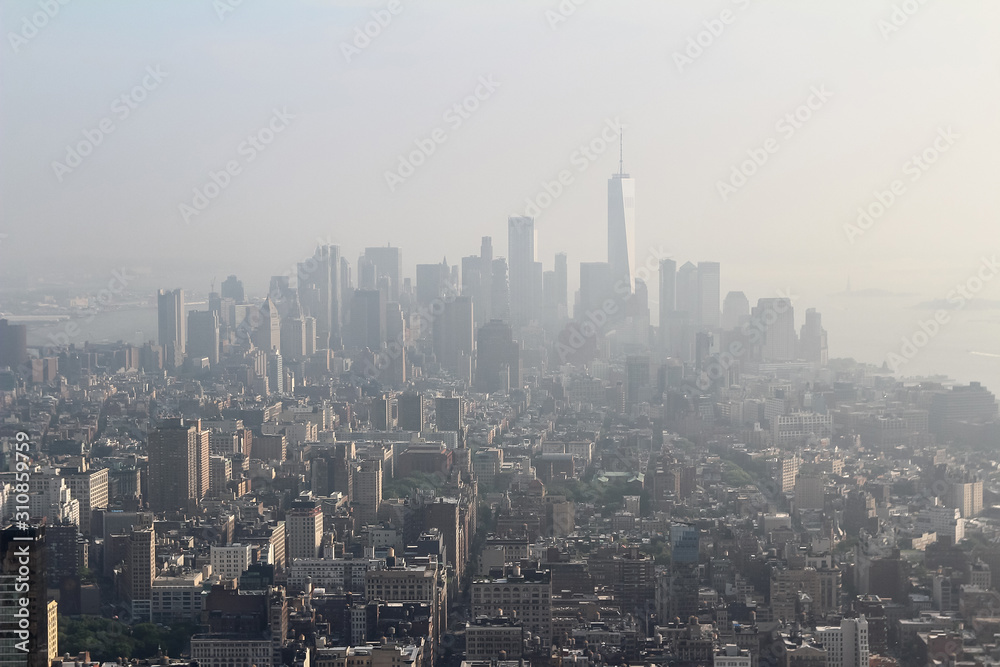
3, 4, 1000, 665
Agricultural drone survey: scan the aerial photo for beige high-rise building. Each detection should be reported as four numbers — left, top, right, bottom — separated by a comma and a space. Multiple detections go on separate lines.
62, 462, 109, 535
950, 480, 983, 518
125, 527, 155, 622
817, 617, 869, 667
286, 493, 323, 562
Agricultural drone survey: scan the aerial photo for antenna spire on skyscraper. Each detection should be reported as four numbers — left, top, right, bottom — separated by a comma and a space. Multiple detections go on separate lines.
619, 130, 624, 176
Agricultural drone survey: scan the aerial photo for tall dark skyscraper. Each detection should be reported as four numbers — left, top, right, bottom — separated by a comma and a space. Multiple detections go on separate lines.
507, 216, 535, 329
435, 396, 464, 432
268, 275, 297, 316
220, 274, 245, 302
157, 288, 185, 359
476, 319, 520, 394
349, 289, 386, 351
0, 319, 28, 370
800, 307, 828, 364
434, 296, 474, 377
397, 392, 425, 432
187, 310, 220, 365
280, 316, 308, 360
1, 526, 55, 665
669, 523, 699, 620
147, 418, 209, 513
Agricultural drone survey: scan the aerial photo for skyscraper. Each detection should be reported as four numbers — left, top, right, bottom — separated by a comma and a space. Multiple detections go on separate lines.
554, 252, 568, 311
298, 245, 341, 350
1, 526, 56, 665
349, 289, 386, 351
754, 297, 796, 361
491, 257, 509, 322
364, 245, 403, 302
268, 275, 297, 316
475, 319, 520, 394
669, 523, 699, 620
354, 458, 383, 527
462, 255, 486, 326
398, 392, 425, 432
187, 310, 220, 365
251, 296, 281, 353
436, 396, 464, 432
286, 493, 323, 561
0, 319, 28, 370
221, 274, 245, 302
626, 354, 651, 406
157, 288, 185, 357
280, 317, 307, 360
480, 236, 493, 324
147, 418, 209, 513
722, 291, 750, 330
673, 262, 699, 360
697, 261, 721, 329
125, 527, 155, 622
608, 155, 636, 294
658, 259, 676, 347
434, 296, 474, 377
799, 308, 828, 364
818, 617, 870, 667
507, 216, 535, 329
417, 260, 451, 306
578, 262, 612, 319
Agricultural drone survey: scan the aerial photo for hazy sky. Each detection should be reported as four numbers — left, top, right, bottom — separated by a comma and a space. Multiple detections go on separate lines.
3, 0, 1000, 376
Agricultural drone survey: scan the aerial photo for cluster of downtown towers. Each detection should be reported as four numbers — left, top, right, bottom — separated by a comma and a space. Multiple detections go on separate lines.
156, 165, 826, 390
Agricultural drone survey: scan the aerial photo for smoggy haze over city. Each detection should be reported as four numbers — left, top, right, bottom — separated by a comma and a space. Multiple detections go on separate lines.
8, 4, 1000, 666
2, 0, 1000, 384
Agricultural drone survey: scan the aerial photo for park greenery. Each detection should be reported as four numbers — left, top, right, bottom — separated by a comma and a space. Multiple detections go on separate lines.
58, 616, 199, 661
